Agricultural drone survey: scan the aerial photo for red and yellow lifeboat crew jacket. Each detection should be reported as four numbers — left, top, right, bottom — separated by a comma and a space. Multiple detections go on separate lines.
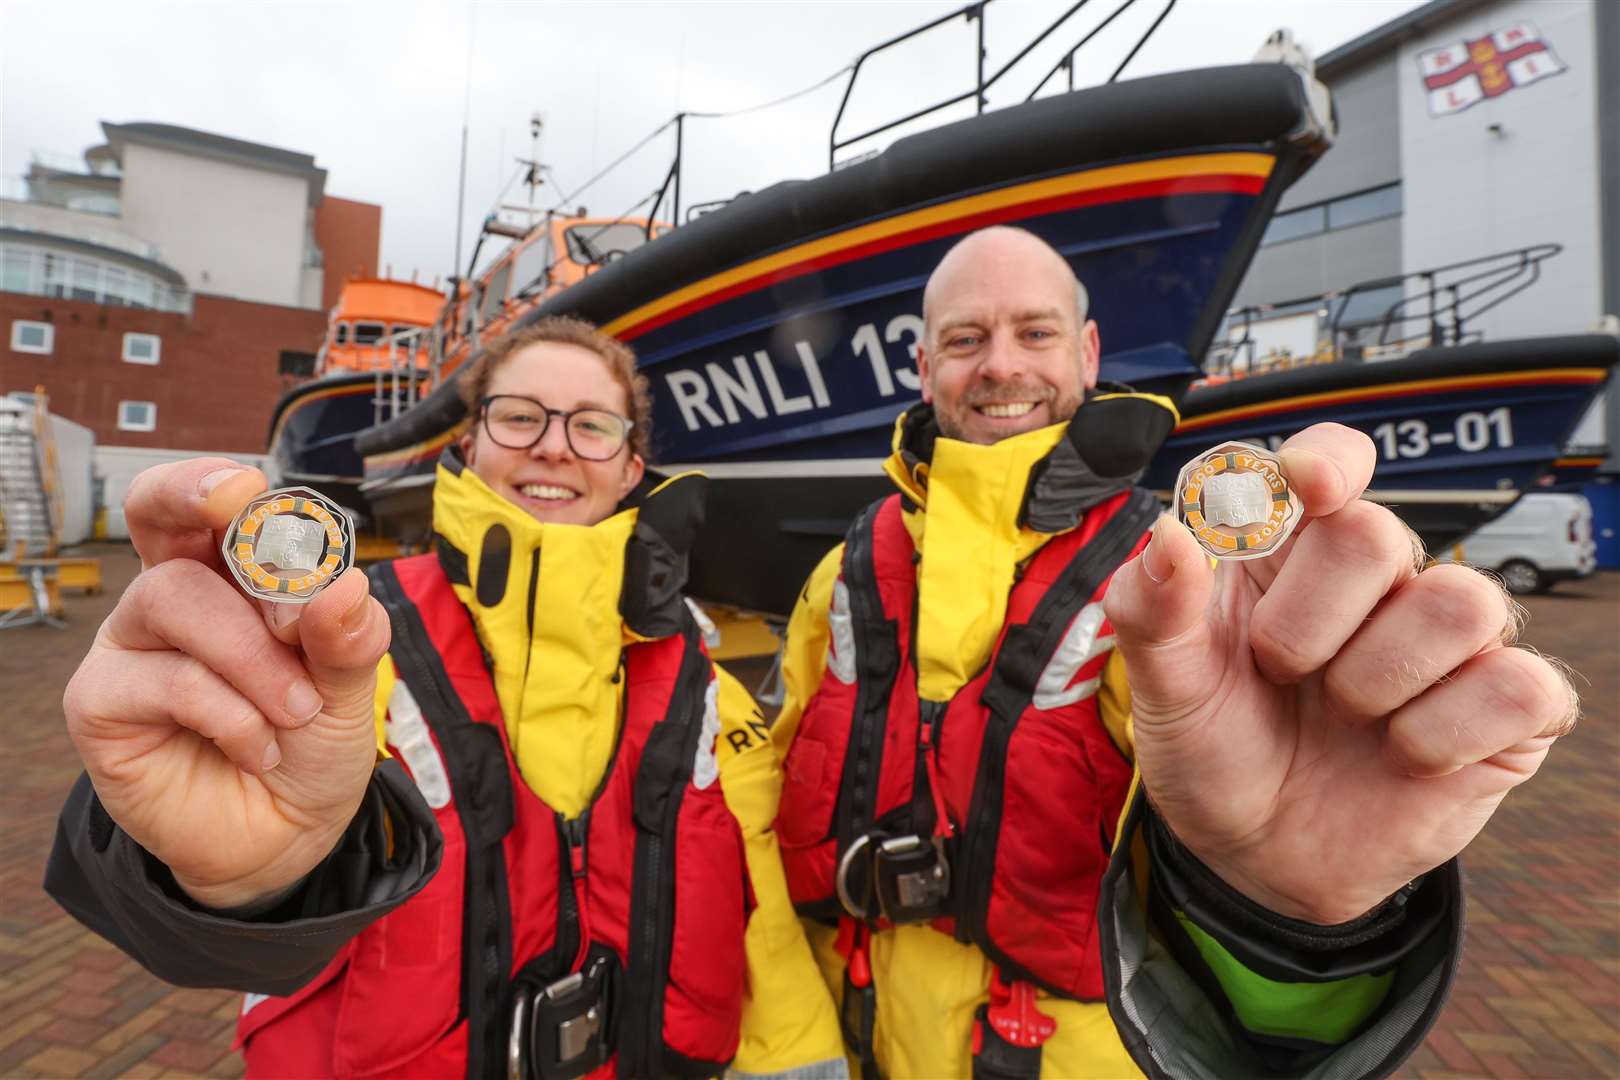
235, 449, 846, 1079
772, 401, 1462, 1079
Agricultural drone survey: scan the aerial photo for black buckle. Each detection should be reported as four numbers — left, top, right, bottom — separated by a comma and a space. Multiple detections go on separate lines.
509, 957, 612, 1080
873, 834, 951, 922
836, 831, 952, 923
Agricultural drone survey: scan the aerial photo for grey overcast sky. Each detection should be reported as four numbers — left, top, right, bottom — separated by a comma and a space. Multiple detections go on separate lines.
2, 0, 1424, 286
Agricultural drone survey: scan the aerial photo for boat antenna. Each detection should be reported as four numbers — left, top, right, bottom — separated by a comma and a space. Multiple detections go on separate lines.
525, 113, 543, 215
452, 5, 475, 282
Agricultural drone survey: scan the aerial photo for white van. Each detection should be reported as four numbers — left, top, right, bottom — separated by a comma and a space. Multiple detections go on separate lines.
1438, 492, 1597, 594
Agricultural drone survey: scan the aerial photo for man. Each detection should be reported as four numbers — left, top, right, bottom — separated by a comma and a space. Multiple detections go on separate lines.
769, 226, 1575, 1078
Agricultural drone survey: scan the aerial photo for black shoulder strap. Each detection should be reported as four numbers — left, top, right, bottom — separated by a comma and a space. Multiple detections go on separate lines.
832, 496, 904, 860
621, 620, 720, 1077
981, 487, 1160, 723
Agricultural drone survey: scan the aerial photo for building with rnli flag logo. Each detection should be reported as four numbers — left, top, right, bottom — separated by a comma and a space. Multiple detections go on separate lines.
1228, 0, 1620, 565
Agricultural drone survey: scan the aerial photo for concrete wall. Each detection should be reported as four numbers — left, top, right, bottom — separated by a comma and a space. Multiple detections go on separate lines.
1235, 215, 1402, 310
0, 198, 157, 262
117, 142, 310, 308
1233, 53, 1404, 310
1279, 54, 1402, 211
1, 291, 325, 453
94, 444, 270, 538
1397, 0, 1602, 343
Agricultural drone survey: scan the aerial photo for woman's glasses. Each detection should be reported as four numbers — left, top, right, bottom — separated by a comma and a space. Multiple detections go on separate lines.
480, 395, 634, 461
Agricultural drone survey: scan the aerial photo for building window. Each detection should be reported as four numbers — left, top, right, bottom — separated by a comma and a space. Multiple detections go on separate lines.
1261, 204, 1326, 246
279, 350, 317, 377
122, 332, 161, 365
0, 242, 191, 313
10, 320, 53, 354
1336, 283, 1408, 329
117, 401, 157, 432
1262, 183, 1403, 247
1327, 184, 1403, 230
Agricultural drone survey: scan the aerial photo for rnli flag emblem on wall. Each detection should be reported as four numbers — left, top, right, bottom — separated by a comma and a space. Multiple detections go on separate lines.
1418, 22, 1566, 116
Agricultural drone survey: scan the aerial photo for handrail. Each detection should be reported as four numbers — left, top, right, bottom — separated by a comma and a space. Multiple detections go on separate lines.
1207, 242, 1563, 377
829, 0, 1176, 169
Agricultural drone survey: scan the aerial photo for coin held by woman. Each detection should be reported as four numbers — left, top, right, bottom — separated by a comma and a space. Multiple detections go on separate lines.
1175, 441, 1302, 561
223, 487, 355, 603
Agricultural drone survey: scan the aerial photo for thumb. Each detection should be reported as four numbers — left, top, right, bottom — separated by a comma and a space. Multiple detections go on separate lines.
291, 568, 392, 733
1103, 514, 1219, 720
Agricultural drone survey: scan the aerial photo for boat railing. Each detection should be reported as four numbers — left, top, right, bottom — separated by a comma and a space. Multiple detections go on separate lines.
1205, 242, 1563, 380
828, 0, 1176, 170
428, 0, 1178, 388
371, 328, 437, 427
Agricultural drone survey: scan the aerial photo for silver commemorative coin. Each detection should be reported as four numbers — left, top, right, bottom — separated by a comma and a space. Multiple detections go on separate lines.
1175, 441, 1302, 561
223, 487, 355, 603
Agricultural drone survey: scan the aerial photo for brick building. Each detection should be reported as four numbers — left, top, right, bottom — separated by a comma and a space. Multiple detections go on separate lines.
0, 122, 382, 535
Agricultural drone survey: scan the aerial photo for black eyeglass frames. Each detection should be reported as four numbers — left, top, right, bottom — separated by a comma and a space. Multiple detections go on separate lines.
479, 395, 634, 461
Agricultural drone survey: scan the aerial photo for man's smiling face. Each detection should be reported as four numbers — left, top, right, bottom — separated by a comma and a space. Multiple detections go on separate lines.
916, 227, 1100, 445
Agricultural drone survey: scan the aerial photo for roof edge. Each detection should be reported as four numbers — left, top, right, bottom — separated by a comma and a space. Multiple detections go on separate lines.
100, 121, 328, 206
1317, 0, 1495, 78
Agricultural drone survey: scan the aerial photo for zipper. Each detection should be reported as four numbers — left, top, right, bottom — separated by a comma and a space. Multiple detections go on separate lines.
559, 811, 592, 973
917, 700, 954, 839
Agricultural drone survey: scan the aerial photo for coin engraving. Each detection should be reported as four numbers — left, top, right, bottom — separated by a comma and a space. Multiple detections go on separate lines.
223, 487, 355, 603
1175, 442, 1302, 561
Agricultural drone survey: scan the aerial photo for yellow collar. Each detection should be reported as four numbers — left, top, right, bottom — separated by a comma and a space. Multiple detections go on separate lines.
430, 454, 711, 814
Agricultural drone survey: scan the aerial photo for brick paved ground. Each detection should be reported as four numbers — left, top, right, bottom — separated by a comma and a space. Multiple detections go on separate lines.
2, 544, 1616, 1078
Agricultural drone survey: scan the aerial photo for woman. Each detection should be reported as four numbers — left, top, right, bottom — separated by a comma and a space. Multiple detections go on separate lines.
47, 318, 845, 1078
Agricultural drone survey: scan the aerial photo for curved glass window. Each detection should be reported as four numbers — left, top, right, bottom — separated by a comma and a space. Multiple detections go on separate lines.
0, 241, 189, 312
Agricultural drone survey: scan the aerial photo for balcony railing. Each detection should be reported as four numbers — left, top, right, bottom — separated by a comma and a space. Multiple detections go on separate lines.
0, 243, 191, 313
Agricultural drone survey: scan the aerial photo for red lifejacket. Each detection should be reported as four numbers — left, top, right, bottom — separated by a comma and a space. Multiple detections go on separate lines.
776, 486, 1158, 1001
236, 551, 749, 1079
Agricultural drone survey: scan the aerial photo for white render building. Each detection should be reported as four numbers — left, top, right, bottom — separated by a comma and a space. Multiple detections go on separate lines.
1231, 0, 1620, 562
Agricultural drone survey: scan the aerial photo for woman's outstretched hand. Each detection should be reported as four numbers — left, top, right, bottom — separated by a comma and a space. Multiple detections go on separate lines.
63, 458, 392, 910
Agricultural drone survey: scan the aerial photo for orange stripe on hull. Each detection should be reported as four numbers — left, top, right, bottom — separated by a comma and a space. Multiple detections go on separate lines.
1177, 369, 1608, 433
604, 152, 1275, 341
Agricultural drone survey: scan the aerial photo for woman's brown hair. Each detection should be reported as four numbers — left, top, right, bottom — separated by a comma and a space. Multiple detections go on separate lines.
458, 316, 653, 458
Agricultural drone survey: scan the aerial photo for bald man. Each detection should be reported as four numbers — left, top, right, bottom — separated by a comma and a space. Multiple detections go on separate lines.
765, 226, 1574, 1079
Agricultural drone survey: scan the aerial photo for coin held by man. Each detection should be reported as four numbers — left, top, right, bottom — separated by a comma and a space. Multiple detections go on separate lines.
1175, 441, 1302, 561
223, 487, 355, 603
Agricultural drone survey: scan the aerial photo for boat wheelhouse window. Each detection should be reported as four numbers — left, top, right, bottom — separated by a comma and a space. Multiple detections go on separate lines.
334, 322, 351, 345
565, 223, 651, 264
353, 321, 387, 344
1327, 183, 1402, 230
479, 263, 512, 324
1261, 205, 1326, 247
511, 237, 550, 295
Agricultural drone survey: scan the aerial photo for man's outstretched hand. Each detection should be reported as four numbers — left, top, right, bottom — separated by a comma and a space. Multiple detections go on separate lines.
1104, 423, 1578, 925
63, 459, 391, 911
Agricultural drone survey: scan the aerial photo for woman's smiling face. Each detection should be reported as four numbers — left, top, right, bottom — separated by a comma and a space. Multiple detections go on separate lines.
459, 341, 645, 526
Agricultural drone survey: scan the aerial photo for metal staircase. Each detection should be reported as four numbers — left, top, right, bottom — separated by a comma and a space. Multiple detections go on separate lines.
0, 392, 66, 629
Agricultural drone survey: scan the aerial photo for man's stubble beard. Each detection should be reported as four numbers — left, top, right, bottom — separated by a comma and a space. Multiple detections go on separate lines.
931, 378, 1084, 445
